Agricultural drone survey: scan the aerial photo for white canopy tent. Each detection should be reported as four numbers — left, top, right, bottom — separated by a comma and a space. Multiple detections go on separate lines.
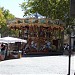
0, 37, 27, 60
0, 36, 27, 43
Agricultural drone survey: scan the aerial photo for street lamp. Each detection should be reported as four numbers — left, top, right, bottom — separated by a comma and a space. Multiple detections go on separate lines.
64, 12, 72, 75
67, 25, 74, 75
66, 25, 71, 75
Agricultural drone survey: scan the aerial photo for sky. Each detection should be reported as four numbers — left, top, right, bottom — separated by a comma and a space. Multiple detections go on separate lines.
0, 0, 25, 18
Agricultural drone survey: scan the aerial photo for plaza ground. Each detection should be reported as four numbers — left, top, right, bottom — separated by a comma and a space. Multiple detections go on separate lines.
0, 55, 75, 75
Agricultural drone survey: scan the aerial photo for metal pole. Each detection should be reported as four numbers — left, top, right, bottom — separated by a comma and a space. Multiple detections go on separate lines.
67, 50, 71, 75
67, 30, 71, 75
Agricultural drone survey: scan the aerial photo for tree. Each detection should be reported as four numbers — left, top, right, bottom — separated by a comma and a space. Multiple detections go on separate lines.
0, 8, 6, 25
20, 0, 74, 25
0, 7, 15, 37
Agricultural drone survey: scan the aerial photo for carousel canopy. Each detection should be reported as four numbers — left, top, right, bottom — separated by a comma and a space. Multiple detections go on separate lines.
25, 12, 46, 19
7, 12, 64, 31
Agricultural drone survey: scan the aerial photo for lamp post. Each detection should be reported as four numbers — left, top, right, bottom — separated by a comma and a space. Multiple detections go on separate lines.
64, 13, 72, 75
67, 25, 73, 75
67, 28, 71, 75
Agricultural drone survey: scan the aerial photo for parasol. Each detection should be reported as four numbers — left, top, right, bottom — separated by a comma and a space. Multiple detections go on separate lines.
0, 36, 27, 43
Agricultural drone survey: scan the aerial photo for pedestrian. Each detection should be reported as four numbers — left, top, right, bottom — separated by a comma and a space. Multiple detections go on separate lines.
0, 43, 6, 60
4, 44, 8, 60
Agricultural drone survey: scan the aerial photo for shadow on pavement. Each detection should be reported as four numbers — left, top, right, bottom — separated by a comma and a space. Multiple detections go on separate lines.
23, 53, 63, 57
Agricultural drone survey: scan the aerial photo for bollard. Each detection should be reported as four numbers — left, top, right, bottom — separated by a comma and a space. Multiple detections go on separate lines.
18, 50, 22, 58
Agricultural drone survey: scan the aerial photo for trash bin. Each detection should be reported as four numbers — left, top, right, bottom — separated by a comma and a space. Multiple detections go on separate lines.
18, 50, 22, 58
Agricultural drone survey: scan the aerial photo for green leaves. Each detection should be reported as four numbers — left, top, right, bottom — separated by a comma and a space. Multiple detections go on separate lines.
0, 8, 6, 25
20, 0, 70, 20
0, 7, 15, 37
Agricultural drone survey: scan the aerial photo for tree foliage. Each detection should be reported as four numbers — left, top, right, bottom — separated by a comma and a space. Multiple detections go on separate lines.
20, 0, 69, 18
0, 8, 6, 25
0, 7, 15, 37
20, 0, 73, 25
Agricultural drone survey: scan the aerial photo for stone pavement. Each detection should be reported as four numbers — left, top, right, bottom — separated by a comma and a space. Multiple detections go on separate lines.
0, 55, 75, 75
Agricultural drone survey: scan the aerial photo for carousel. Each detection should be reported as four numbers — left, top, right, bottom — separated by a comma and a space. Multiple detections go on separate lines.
7, 13, 64, 54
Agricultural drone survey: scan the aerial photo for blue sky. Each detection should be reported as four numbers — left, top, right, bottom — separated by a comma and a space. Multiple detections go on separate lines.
0, 0, 25, 18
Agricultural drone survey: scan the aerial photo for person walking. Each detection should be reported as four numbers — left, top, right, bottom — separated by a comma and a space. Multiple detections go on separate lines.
0, 43, 6, 60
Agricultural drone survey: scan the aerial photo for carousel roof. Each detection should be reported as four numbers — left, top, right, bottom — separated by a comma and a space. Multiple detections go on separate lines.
7, 13, 64, 31
25, 12, 46, 19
